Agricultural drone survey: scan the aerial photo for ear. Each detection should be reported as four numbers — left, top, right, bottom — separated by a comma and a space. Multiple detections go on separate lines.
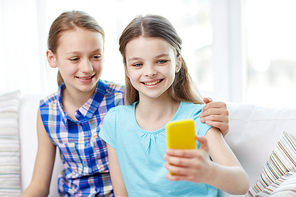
175, 55, 182, 73
46, 49, 58, 68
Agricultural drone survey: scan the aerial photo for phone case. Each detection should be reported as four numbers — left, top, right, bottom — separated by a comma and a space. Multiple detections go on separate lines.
166, 119, 196, 150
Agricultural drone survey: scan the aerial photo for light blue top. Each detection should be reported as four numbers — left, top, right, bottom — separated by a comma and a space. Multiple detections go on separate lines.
99, 101, 218, 197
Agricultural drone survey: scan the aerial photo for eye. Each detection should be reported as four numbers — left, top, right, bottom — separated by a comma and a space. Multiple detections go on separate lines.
92, 54, 102, 60
157, 60, 168, 64
132, 63, 143, 67
70, 57, 79, 61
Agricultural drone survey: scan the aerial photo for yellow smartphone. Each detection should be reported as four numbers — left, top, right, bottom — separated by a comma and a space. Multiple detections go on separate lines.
166, 119, 197, 150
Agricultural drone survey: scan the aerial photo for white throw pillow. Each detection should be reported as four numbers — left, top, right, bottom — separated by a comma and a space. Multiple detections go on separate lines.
0, 91, 21, 196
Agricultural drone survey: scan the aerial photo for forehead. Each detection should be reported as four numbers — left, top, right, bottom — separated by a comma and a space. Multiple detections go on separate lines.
125, 36, 175, 58
57, 28, 104, 53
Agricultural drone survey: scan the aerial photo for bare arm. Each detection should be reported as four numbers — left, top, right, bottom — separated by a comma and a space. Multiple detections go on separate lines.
21, 108, 56, 197
205, 128, 249, 194
164, 128, 249, 195
107, 144, 128, 197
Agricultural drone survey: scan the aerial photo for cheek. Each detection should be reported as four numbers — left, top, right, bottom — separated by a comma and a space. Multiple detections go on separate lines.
163, 66, 176, 79
58, 61, 77, 76
127, 70, 140, 87
128, 72, 137, 83
90, 62, 103, 80
126, 67, 138, 81
94, 62, 103, 72
67, 66, 78, 75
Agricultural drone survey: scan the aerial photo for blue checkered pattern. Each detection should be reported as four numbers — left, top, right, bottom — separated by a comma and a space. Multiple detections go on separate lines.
40, 80, 124, 197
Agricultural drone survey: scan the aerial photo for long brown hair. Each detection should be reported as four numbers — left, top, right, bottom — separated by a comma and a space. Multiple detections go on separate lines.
47, 10, 105, 86
119, 15, 204, 105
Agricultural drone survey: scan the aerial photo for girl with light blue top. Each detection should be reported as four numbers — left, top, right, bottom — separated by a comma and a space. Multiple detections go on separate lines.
99, 14, 249, 197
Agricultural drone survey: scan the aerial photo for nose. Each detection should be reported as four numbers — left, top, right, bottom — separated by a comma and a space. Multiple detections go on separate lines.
80, 59, 93, 73
144, 65, 156, 77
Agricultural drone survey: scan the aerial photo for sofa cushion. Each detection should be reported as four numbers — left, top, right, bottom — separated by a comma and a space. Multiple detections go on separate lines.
246, 131, 296, 197
0, 91, 21, 196
255, 170, 296, 196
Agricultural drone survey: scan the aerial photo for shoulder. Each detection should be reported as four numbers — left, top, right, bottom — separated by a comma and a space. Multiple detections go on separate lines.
103, 103, 134, 124
105, 80, 125, 93
40, 82, 65, 108
39, 91, 59, 109
180, 102, 205, 115
181, 102, 212, 136
101, 104, 134, 133
105, 104, 133, 117
98, 80, 125, 96
38, 91, 61, 128
95, 80, 125, 106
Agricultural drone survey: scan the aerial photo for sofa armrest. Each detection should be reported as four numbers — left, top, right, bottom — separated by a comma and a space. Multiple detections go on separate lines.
218, 103, 296, 197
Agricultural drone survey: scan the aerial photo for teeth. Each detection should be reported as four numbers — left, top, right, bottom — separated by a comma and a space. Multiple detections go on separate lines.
79, 76, 93, 79
144, 80, 161, 85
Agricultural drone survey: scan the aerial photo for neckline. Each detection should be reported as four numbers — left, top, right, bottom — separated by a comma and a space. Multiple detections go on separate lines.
57, 80, 106, 123
132, 101, 183, 134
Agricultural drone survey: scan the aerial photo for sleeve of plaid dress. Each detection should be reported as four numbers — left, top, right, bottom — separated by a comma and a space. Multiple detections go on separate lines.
99, 107, 117, 149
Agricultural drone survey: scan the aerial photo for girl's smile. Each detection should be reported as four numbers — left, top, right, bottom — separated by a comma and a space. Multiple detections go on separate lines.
75, 73, 96, 83
142, 79, 164, 86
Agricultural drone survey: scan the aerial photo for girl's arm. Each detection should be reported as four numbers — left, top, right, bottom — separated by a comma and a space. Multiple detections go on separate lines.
107, 144, 128, 197
21, 108, 56, 197
164, 127, 249, 195
205, 127, 249, 194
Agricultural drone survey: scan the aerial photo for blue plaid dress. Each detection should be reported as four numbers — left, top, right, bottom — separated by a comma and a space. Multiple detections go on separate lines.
40, 80, 124, 197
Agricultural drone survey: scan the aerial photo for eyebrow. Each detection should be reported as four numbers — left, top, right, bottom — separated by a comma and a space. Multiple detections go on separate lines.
156, 53, 170, 58
66, 48, 103, 55
127, 53, 170, 62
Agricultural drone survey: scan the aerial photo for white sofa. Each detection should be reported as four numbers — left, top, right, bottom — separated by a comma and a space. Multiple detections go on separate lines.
18, 95, 296, 197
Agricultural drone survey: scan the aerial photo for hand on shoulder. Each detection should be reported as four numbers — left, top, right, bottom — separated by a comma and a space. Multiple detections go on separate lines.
200, 97, 229, 136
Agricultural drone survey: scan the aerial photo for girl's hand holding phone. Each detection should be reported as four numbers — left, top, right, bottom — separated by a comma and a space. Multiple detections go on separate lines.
163, 136, 215, 183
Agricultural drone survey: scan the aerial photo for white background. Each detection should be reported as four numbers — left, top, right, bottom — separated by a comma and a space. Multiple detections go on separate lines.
1, 0, 296, 107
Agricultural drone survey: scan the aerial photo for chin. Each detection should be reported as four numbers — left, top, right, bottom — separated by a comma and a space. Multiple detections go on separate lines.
79, 84, 97, 93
